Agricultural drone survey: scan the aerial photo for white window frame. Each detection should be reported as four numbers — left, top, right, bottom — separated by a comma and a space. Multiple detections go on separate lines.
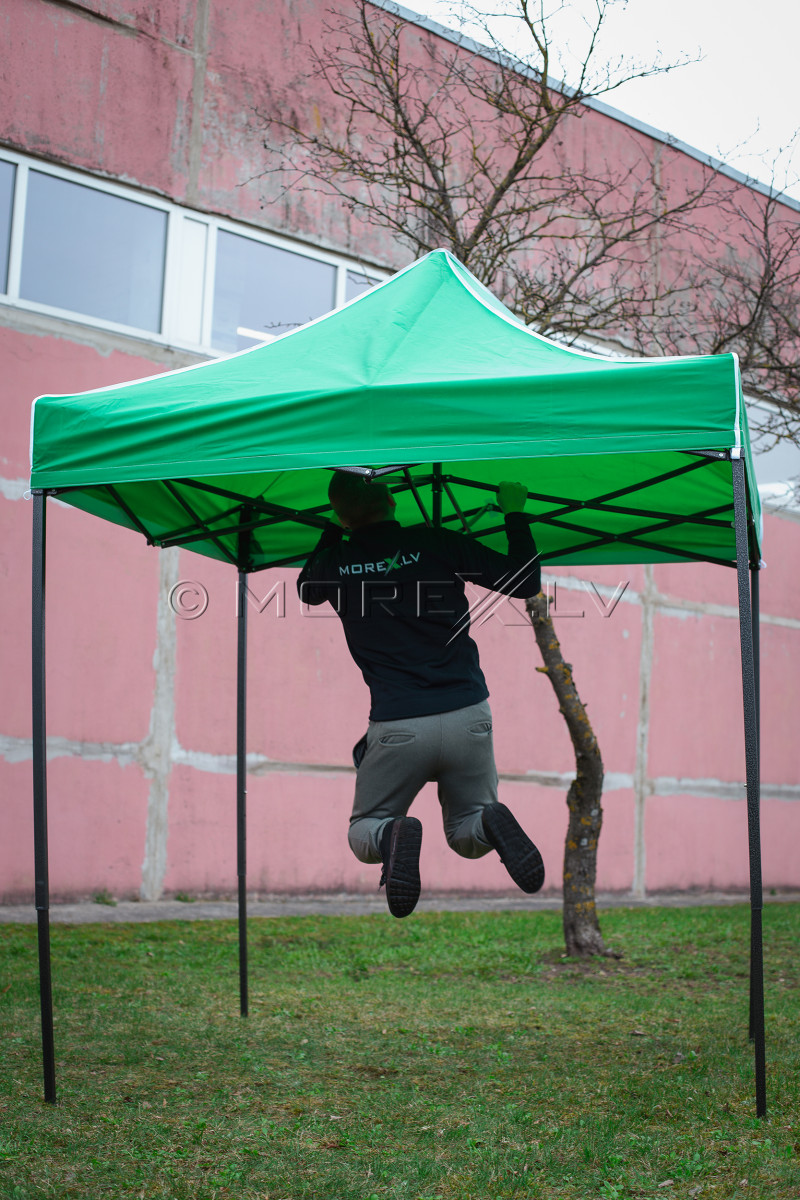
0, 149, 387, 356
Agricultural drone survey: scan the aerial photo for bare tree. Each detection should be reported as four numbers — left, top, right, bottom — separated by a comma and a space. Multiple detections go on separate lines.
260, 0, 711, 287
625, 179, 800, 447
260, 0, 800, 443
256, 0, 799, 952
526, 592, 611, 956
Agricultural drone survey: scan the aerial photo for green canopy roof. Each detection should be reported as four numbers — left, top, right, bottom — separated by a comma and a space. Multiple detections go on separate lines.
29, 248, 762, 570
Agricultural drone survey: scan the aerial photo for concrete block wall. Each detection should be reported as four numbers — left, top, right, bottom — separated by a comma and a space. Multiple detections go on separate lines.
1, 0, 799, 901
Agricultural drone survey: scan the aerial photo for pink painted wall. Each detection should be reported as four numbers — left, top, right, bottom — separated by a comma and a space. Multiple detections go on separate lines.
5, 0, 775, 276
4, 429, 799, 903
1, 0, 799, 902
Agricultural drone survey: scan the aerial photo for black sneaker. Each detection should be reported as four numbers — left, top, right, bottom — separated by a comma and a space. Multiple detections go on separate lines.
482, 803, 545, 894
379, 816, 423, 918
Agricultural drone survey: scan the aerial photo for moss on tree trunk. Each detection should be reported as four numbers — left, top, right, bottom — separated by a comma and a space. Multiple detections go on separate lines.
526, 592, 617, 958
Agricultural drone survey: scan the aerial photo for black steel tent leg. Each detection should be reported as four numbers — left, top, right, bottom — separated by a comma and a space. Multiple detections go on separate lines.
32, 491, 56, 1103
432, 463, 443, 528
237, 570, 249, 1017
732, 457, 766, 1117
749, 563, 761, 1043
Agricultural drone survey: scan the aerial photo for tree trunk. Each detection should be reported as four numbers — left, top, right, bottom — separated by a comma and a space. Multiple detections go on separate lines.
526, 592, 618, 957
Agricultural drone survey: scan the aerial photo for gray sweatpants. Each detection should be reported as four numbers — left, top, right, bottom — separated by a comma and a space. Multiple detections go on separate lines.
348, 699, 498, 863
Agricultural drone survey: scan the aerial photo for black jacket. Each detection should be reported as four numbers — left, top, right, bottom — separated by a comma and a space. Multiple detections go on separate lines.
297, 514, 540, 721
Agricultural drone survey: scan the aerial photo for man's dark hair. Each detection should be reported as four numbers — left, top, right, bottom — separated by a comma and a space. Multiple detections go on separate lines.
328, 471, 393, 528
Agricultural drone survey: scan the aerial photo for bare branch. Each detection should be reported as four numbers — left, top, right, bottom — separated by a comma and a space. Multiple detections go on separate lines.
252, 0, 800, 956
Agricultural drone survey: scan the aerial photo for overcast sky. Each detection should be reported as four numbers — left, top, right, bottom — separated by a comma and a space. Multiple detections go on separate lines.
407, 0, 800, 202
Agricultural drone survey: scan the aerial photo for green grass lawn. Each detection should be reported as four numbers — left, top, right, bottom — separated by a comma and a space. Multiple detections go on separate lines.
1, 904, 798, 1200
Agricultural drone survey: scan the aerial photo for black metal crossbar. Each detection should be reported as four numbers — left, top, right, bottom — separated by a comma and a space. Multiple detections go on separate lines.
151, 499, 245, 543
446, 455, 721, 532
472, 503, 736, 569
579, 503, 731, 530
162, 481, 240, 566
175, 478, 331, 532
529, 503, 732, 547
580, 536, 735, 571
159, 512, 308, 551
535, 492, 733, 530
441, 479, 472, 532
438, 502, 499, 528
244, 516, 263, 570
438, 501, 733, 540
573, 454, 716, 505
164, 500, 335, 546
248, 551, 311, 572
104, 485, 157, 546
152, 490, 335, 548
67, 456, 729, 566
234, 457, 734, 570
402, 468, 432, 526
542, 527, 733, 569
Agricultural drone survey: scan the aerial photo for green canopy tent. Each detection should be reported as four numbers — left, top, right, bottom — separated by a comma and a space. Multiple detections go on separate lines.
29, 248, 766, 1112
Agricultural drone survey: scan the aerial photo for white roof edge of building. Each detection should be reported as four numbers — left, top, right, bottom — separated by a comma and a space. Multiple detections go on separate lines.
371, 0, 800, 215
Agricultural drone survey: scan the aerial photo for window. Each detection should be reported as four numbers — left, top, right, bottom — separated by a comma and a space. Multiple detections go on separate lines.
0, 160, 15, 294
346, 270, 380, 302
0, 151, 387, 351
20, 171, 167, 332
212, 231, 337, 352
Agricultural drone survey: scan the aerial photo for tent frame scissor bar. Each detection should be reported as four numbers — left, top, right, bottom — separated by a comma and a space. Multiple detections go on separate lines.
55, 453, 738, 574
29, 447, 767, 1116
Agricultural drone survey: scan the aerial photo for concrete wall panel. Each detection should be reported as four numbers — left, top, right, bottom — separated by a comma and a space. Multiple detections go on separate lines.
196, 60, 384, 261
645, 794, 750, 892
173, 552, 239, 758
411, 780, 558, 894
654, 559, 740, 612
647, 611, 745, 783
130, 766, 636, 899
0, 760, 36, 901
477, 584, 643, 779
759, 622, 800, 787
0, 497, 32, 738
761, 799, 800, 888
1, 324, 178, 482
43, 756, 148, 901
594, 788, 637, 893
645, 792, 800, 892
2, 0, 194, 196
0, 752, 150, 904
44, 503, 158, 746
71, 0, 198, 47
162, 765, 364, 894
756, 513, 800, 623
548, 564, 646, 593
247, 574, 371, 766
174, 562, 371, 765
1, 0, 798, 904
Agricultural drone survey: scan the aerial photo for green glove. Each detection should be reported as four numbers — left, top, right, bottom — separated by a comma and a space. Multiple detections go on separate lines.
497, 481, 528, 514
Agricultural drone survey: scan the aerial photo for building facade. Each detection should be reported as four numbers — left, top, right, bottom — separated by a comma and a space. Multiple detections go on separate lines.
1, 0, 799, 902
